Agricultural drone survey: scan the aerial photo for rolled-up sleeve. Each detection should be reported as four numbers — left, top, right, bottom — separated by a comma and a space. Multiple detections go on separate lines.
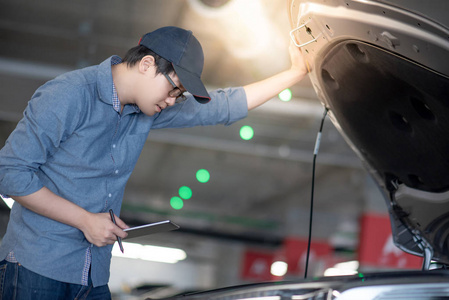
0, 80, 83, 197
152, 87, 248, 129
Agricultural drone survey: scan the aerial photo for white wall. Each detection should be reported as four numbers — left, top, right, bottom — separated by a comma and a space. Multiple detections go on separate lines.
109, 256, 215, 294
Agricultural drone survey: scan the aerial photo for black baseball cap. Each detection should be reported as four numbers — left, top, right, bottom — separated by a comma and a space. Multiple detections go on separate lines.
139, 26, 211, 104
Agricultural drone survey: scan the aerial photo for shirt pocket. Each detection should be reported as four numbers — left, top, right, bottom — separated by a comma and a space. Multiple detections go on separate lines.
118, 132, 149, 173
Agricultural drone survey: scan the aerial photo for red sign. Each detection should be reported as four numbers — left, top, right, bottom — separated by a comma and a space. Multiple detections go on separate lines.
240, 249, 275, 281
282, 237, 332, 274
358, 213, 422, 269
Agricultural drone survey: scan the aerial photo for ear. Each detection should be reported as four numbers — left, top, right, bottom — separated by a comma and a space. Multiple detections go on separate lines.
139, 55, 156, 74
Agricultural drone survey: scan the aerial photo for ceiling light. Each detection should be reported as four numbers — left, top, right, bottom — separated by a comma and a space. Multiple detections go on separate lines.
112, 242, 186, 264
278, 89, 293, 102
324, 260, 359, 276
178, 186, 193, 200
270, 261, 288, 277
240, 125, 254, 140
196, 169, 210, 183
170, 196, 184, 210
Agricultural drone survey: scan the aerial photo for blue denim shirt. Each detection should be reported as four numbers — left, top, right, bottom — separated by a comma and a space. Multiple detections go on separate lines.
0, 56, 248, 287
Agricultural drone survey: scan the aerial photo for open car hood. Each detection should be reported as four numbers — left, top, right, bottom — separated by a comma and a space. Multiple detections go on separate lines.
289, 0, 449, 266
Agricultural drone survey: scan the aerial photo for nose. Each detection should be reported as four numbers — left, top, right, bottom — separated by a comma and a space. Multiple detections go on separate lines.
165, 97, 176, 106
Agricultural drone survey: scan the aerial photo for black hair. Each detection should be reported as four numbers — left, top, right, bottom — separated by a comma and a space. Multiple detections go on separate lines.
122, 45, 175, 75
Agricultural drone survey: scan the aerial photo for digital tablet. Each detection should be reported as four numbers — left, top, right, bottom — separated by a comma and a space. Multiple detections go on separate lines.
123, 220, 180, 240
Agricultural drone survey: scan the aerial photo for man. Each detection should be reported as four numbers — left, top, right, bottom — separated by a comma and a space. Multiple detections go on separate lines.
0, 26, 308, 299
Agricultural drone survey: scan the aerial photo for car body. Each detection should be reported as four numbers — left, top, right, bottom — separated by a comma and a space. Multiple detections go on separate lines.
287, 0, 449, 268
159, 270, 449, 299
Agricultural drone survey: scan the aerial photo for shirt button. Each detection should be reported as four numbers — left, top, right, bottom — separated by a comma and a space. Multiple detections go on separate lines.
108, 193, 112, 198
115, 170, 119, 174
112, 144, 116, 148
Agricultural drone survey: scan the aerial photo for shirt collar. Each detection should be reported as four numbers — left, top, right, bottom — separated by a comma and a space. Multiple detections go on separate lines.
112, 83, 121, 113
110, 56, 140, 114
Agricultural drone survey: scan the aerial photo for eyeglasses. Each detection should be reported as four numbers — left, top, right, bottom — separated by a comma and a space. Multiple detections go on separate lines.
163, 73, 187, 104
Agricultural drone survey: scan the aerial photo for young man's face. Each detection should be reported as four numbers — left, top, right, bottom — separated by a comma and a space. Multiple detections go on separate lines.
134, 57, 185, 116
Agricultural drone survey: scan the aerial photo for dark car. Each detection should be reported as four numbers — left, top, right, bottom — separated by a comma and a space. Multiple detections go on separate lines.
154, 0, 449, 299
287, 0, 449, 269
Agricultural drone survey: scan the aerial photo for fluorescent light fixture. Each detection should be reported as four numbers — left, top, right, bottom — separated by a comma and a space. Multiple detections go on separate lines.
324, 260, 359, 277
1, 195, 14, 209
112, 242, 186, 264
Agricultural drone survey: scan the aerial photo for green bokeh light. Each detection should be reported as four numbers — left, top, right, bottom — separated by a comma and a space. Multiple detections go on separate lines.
278, 88, 292, 102
196, 169, 210, 183
239, 125, 254, 140
179, 186, 192, 200
170, 196, 184, 210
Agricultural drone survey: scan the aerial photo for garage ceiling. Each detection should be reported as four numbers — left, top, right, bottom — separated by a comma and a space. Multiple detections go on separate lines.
0, 0, 379, 263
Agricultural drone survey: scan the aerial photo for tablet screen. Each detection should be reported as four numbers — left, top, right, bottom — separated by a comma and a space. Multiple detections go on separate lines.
123, 220, 180, 240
